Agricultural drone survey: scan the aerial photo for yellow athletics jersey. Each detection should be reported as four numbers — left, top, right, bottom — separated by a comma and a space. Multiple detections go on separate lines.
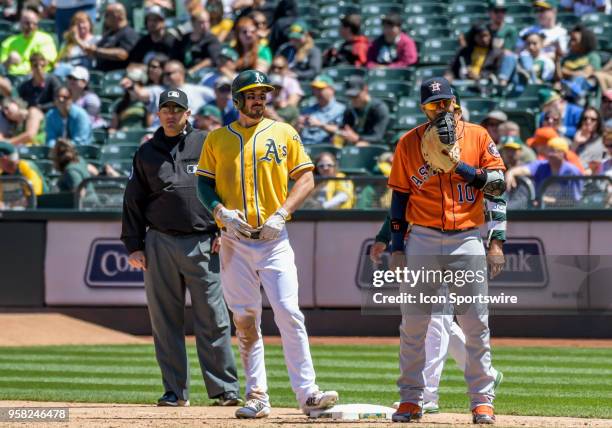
197, 118, 314, 228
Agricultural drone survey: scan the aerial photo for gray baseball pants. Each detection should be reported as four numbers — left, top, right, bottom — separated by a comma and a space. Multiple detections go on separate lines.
397, 225, 495, 410
144, 229, 239, 401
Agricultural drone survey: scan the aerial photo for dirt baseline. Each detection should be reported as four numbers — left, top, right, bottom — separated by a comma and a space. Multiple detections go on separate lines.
0, 401, 610, 428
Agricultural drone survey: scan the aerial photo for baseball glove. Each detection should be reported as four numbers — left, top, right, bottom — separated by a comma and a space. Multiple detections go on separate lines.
420, 112, 460, 174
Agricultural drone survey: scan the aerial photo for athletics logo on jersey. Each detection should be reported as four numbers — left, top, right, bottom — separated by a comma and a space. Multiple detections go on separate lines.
487, 141, 501, 158
260, 139, 286, 164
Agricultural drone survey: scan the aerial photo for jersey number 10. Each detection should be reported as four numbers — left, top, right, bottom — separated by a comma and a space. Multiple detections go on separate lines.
457, 183, 475, 203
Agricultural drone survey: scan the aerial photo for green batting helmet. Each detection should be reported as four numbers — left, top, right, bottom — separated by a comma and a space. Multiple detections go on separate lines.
231, 70, 275, 109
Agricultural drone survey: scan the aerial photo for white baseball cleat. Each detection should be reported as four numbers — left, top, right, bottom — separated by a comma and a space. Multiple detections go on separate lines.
235, 398, 271, 419
302, 390, 339, 414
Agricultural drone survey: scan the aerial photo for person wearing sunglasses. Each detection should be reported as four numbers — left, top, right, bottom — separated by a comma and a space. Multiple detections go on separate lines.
308, 152, 354, 209
388, 77, 506, 424
597, 119, 612, 177
538, 88, 583, 139
572, 106, 606, 172
517, 0, 569, 60
122, 88, 241, 409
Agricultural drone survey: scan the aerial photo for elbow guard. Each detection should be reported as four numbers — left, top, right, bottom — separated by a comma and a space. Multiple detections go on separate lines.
479, 169, 506, 196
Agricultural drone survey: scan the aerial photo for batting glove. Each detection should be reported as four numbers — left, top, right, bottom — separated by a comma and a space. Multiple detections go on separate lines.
260, 207, 288, 240
214, 206, 255, 239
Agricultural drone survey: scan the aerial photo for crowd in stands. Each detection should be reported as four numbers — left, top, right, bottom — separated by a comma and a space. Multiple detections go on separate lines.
0, 0, 610, 209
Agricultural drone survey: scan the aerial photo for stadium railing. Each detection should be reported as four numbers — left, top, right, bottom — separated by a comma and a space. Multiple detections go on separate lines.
0, 176, 36, 209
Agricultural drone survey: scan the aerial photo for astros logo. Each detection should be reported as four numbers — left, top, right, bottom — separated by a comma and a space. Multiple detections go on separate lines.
430, 82, 441, 92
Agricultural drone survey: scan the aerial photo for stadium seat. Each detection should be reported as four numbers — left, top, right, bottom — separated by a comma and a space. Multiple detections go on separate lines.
321, 17, 341, 30
556, 13, 580, 27
107, 129, 150, 145
102, 70, 126, 85
297, 4, 318, 16
104, 160, 133, 176
404, 4, 447, 16
422, 38, 459, 53
304, 144, 342, 161
92, 128, 108, 145
100, 84, 124, 99
18, 145, 50, 160
368, 81, 412, 100
448, 2, 487, 15
450, 15, 487, 28
322, 66, 367, 83
398, 96, 420, 110
32, 159, 55, 176
503, 111, 537, 142
499, 97, 539, 112
76, 177, 129, 210
367, 68, 413, 83
462, 98, 498, 116
504, 3, 531, 15
0, 19, 14, 32
100, 144, 138, 161
406, 16, 448, 27
504, 15, 536, 27
581, 12, 612, 26
420, 51, 456, 66
38, 19, 55, 33
362, 0, 403, 4
320, 4, 360, 18
414, 66, 449, 84
393, 114, 425, 130
364, 27, 383, 38
408, 26, 449, 40
339, 145, 390, 175
76, 144, 101, 160
361, 3, 402, 17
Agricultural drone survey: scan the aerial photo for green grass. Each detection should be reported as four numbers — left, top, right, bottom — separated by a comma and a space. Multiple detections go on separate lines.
0, 344, 610, 418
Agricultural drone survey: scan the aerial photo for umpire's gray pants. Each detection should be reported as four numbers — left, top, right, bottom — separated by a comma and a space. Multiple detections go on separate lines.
144, 229, 239, 401
397, 226, 495, 409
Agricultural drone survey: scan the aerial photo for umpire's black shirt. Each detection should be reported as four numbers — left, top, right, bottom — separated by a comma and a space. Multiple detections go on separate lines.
121, 123, 217, 254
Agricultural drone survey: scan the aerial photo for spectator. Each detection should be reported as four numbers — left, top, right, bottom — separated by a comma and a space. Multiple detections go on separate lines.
250, 10, 270, 44
56, 11, 100, 69
146, 54, 169, 86
507, 137, 583, 204
487, 0, 518, 52
207, 76, 238, 125
110, 64, 152, 132
234, 0, 275, 25
89, 3, 139, 72
206, 0, 233, 43
265, 73, 298, 126
339, 75, 390, 146
180, 10, 221, 75
18, 52, 62, 112
0, 76, 11, 98
323, 14, 369, 68
194, 104, 222, 131
269, 55, 303, 107
67, 66, 105, 129
448, 22, 504, 82
527, 125, 585, 172
0, 97, 44, 146
499, 120, 538, 163
0, 9, 57, 75
199, 46, 239, 89
598, 119, 612, 175
366, 13, 418, 69
560, 0, 608, 16
518, 30, 556, 83
500, 135, 527, 169
480, 110, 508, 144
538, 88, 583, 138
309, 151, 354, 209
50, 137, 91, 192
0, 141, 47, 197
560, 25, 600, 79
147, 60, 215, 128
572, 106, 606, 172
268, 0, 299, 52
54, 0, 97, 43
234, 15, 272, 72
130, 6, 182, 64
45, 86, 92, 147
297, 74, 346, 146
277, 21, 322, 81
603, 89, 612, 121
518, 0, 569, 60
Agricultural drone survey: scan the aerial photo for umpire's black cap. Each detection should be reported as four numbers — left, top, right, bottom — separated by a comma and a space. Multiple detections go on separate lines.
420, 77, 454, 105
159, 88, 189, 110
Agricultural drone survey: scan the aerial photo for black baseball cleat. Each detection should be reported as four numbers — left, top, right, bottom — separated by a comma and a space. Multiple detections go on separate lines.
213, 391, 243, 406
157, 391, 190, 407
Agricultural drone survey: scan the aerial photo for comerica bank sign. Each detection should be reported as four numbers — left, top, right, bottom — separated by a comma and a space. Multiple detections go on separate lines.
85, 239, 144, 288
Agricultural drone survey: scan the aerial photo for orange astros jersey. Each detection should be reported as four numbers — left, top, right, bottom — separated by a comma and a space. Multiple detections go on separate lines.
196, 118, 314, 228
388, 120, 505, 230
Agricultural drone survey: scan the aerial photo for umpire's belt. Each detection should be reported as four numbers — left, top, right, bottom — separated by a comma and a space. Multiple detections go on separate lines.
421, 225, 478, 234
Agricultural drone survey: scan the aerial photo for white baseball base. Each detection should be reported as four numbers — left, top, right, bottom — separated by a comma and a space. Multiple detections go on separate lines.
308, 404, 396, 420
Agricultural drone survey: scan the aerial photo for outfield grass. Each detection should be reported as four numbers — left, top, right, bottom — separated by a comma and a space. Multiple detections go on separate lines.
0, 344, 610, 419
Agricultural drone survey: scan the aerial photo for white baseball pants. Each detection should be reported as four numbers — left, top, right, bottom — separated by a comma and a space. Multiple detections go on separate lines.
219, 229, 319, 407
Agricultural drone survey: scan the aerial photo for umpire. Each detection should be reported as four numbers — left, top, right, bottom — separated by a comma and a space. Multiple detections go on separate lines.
121, 88, 240, 407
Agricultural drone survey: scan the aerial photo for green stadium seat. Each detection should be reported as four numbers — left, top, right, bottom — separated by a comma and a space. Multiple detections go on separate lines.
519, 83, 553, 99
414, 66, 449, 84
406, 16, 448, 27
100, 144, 138, 161
361, 3, 402, 17
503, 110, 537, 142
364, 27, 383, 38
393, 114, 425, 130
505, 15, 536, 27
498, 97, 539, 112
408, 26, 448, 40
297, 4, 318, 16
304, 144, 342, 161
100, 84, 124, 99
320, 4, 360, 17
367, 68, 413, 83
0, 19, 14, 32
404, 4, 447, 16
448, 2, 487, 15
362, 0, 402, 4
38, 19, 55, 33
504, 4, 531, 15
320, 28, 340, 39
18, 145, 50, 160
321, 17, 341, 29
368, 81, 412, 100
104, 160, 133, 176
107, 129, 150, 146
581, 13, 612, 26
420, 51, 456, 66
93, 128, 108, 145
339, 145, 390, 175
102, 70, 126, 85
398, 96, 420, 110
462, 98, 498, 116
322, 66, 367, 83
422, 38, 459, 53
76, 144, 101, 160
32, 159, 55, 176
450, 15, 487, 28
314, 39, 334, 52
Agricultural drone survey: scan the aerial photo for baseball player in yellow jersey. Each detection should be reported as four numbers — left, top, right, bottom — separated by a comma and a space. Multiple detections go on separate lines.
196, 69, 339, 419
